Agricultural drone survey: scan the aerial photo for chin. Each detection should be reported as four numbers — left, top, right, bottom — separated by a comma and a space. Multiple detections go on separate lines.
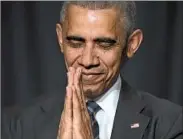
83, 85, 104, 100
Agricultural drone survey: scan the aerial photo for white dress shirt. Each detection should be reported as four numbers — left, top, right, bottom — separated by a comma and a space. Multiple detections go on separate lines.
95, 75, 121, 139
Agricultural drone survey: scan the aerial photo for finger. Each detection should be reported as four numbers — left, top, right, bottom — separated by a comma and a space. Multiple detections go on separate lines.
76, 68, 87, 108
59, 86, 73, 139
74, 67, 81, 86
74, 68, 82, 99
76, 68, 88, 114
72, 84, 93, 139
62, 87, 73, 129
72, 85, 82, 127
64, 86, 73, 118
74, 68, 89, 117
67, 67, 75, 87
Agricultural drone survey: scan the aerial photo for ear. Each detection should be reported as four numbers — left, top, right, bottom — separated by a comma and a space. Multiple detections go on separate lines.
56, 23, 64, 53
126, 29, 143, 58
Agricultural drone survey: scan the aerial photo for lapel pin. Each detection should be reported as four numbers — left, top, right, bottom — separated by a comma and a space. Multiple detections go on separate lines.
130, 123, 140, 128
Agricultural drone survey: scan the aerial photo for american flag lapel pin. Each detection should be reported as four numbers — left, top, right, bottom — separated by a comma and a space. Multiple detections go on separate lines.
130, 123, 140, 128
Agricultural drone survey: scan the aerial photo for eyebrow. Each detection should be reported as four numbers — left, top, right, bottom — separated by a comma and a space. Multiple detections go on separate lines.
66, 36, 117, 44
66, 36, 85, 42
94, 37, 117, 44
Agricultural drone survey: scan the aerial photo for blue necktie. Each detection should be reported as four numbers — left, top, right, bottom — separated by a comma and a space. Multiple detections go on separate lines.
86, 100, 101, 139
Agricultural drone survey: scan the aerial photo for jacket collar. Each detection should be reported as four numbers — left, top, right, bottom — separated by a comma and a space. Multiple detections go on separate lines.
111, 78, 150, 139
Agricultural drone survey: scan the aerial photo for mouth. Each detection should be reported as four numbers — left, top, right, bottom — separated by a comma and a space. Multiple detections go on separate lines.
81, 72, 105, 85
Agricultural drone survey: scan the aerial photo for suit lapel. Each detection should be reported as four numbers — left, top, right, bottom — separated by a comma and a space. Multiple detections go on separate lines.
34, 93, 64, 139
111, 79, 150, 139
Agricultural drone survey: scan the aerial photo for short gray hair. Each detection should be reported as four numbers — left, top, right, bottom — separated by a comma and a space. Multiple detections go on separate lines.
60, 1, 136, 35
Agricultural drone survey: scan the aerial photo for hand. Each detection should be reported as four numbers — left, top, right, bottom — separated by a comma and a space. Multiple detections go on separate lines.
58, 67, 93, 139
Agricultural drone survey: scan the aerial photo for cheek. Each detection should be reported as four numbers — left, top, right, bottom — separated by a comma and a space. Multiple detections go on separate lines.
99, 49, 122, 71
64, 47, 80, 67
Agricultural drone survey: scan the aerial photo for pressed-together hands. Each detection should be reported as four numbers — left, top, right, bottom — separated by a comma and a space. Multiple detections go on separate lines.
57, 67, 93, 139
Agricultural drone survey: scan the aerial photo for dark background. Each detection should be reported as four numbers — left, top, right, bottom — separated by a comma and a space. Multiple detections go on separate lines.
1, 1, 183, 108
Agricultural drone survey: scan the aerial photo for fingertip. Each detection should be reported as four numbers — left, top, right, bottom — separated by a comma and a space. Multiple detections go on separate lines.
77, 67, 81, 73
68, 66, 72, 72
79, 67, 82, 73
70, 66, 75, 73
75, 68, 81, 82
79, 68, 82, 79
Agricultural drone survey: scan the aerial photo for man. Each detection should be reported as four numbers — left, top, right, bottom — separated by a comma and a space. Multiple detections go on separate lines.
2, 1, 182, 139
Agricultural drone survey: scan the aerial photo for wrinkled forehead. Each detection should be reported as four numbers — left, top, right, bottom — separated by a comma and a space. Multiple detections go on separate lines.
66, 4, 121, 22
63, 5, 123, 38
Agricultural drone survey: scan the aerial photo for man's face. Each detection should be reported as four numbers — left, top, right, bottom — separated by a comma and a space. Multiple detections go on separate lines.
58, 5, 126, 99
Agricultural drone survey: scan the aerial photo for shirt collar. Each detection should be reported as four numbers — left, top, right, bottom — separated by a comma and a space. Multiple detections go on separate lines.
96, 75, 121, 114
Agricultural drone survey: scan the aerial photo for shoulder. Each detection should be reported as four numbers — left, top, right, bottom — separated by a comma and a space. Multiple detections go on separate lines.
138, 91, 182, 138
5, 92, 64, 118
2, 92, 64, 139
138, 91, 182, 116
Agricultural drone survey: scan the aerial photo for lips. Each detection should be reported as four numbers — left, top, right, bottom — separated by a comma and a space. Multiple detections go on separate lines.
81, 72, 104, 85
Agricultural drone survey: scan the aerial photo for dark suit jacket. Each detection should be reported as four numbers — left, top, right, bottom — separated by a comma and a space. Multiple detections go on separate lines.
2, 79, 183, 139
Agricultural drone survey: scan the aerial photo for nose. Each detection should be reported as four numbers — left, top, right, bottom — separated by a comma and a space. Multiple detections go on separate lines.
78, 43, 99, 69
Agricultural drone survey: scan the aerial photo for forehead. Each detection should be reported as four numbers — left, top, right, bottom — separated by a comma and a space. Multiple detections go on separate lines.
65, 5, 122, 38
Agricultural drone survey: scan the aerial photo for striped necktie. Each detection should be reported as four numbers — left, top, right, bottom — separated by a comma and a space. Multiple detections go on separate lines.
86, 100, 101, 139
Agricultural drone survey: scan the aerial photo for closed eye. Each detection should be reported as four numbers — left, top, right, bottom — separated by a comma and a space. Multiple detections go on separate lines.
97, 42, 115, 48
94, 38, 116, 49
66, 36, 85, 48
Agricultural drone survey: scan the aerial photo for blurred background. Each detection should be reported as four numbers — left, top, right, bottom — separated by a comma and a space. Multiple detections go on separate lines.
1, 1, 183, 109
